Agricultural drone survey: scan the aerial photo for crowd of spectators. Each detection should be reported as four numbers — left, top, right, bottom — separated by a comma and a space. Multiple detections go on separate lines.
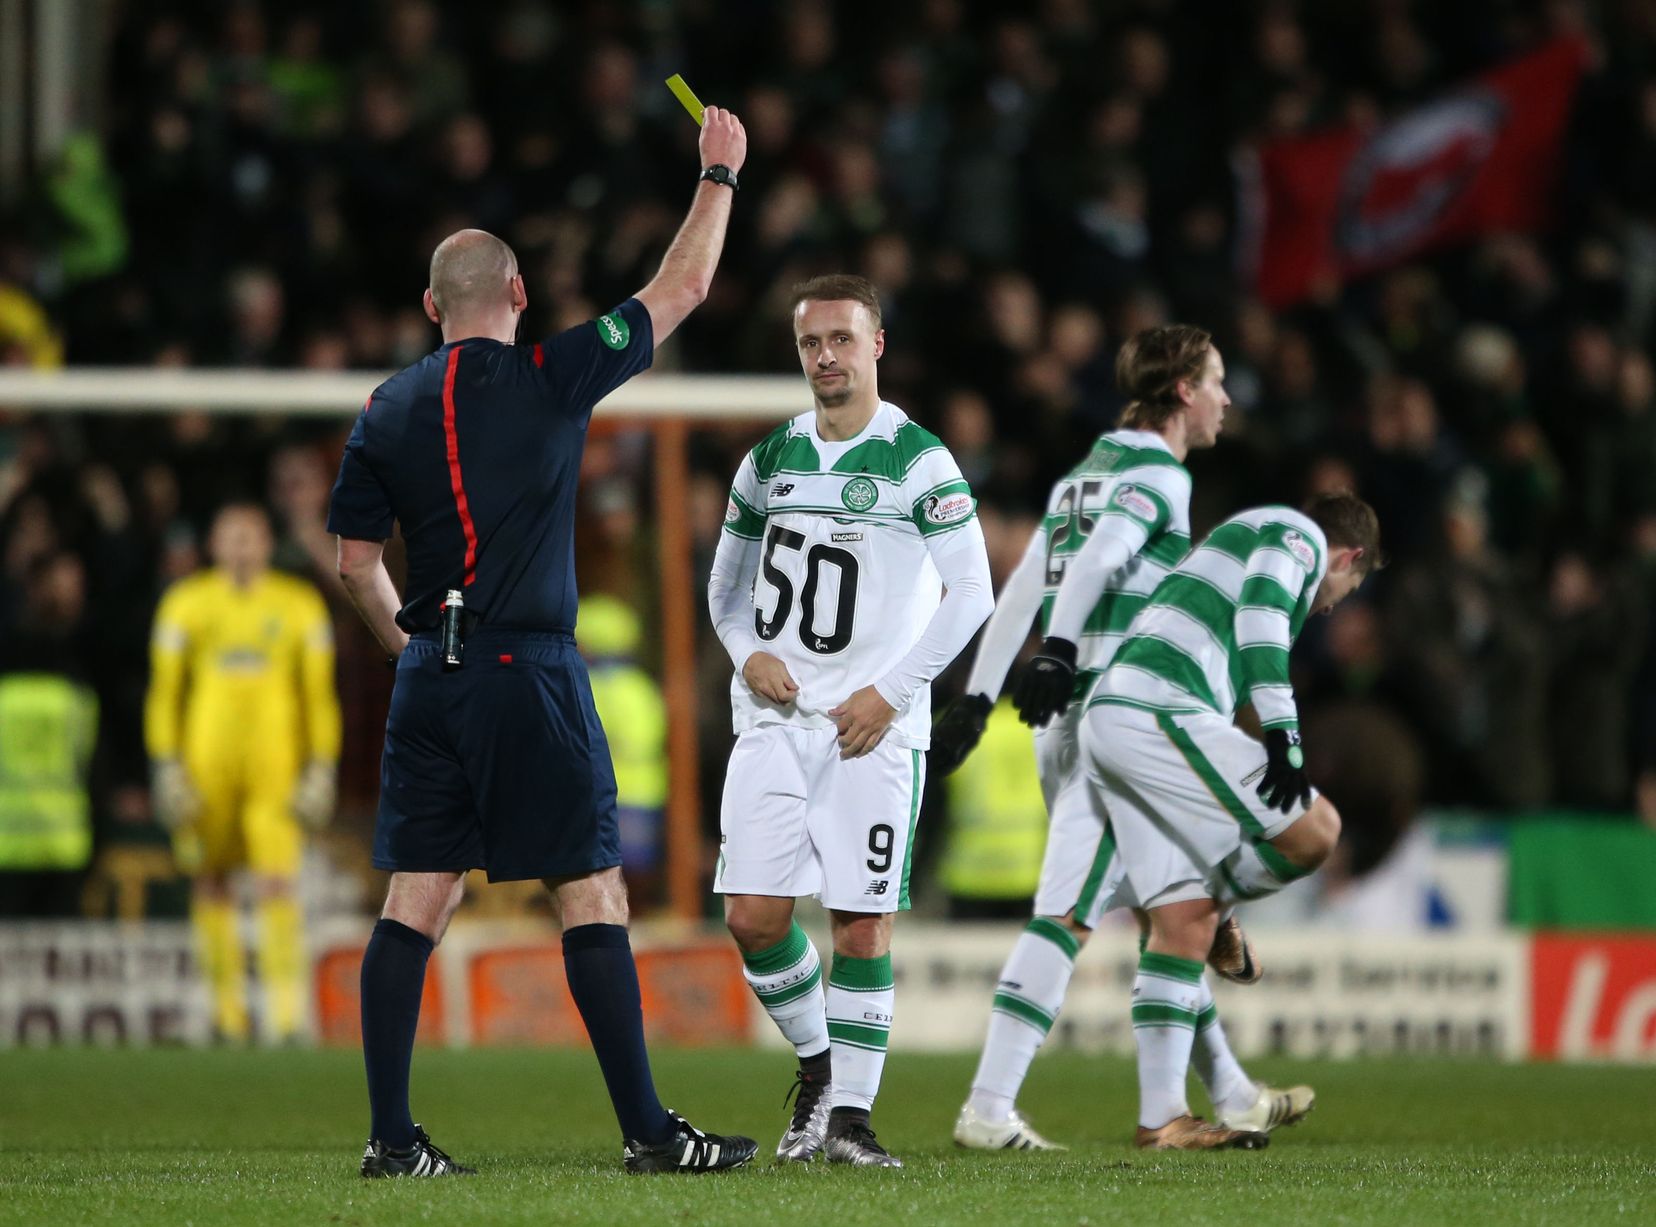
4, 0, 1656, 912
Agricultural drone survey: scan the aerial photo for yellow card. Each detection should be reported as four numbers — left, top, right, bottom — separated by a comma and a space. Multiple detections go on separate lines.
665, 73, 706, 125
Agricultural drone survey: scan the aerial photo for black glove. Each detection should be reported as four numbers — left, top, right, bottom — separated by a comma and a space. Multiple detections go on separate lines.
1257, 728, 1312, 814
1013, 637, 1078, 728
930, 693, 993, 775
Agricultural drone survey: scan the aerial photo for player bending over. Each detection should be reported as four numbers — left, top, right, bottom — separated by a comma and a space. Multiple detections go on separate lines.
707, 274, 993, 1167
1083, 493, 1380, 1149
930, 324, 1298, 1149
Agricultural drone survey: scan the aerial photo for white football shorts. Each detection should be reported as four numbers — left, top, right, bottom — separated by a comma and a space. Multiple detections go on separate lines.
715, 723, 924, 913
1082, 704, 1315, 911
1031, 705, 1132, 927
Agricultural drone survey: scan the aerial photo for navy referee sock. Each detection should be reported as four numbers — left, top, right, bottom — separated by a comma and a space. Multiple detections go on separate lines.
562, 923, 674, 1144
360, 918, 433, 1149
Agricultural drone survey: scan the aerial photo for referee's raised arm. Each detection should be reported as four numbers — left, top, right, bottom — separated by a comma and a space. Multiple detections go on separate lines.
634, 105, 747, 347
332, 103, 762, 1177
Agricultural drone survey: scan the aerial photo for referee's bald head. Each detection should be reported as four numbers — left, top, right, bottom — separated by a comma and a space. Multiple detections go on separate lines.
428, 229, 519, 319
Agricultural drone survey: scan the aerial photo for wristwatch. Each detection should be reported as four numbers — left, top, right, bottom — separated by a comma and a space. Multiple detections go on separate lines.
699, 163, 739, 191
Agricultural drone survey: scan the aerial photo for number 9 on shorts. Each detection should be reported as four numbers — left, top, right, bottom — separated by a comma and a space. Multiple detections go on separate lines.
715, 723, 924, 913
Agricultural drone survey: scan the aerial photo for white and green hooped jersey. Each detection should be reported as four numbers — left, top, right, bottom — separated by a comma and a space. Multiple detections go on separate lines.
1037, 430, 1192, 695
1089, 506, 1330, 732
721, 401, 979, 744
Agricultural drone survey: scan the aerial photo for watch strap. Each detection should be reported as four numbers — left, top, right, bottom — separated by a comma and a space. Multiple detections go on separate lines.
699, 163, 739, 190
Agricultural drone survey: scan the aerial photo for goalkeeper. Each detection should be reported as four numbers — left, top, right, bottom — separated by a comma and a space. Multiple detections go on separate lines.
146, 502, 340, 1044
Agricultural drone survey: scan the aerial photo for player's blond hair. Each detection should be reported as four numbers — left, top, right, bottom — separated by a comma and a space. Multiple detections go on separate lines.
1116, 324, 1212, 430
788, 274, 883, 330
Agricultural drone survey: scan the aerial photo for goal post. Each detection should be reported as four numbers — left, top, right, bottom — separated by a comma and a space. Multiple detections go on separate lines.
0, 366, 810, 921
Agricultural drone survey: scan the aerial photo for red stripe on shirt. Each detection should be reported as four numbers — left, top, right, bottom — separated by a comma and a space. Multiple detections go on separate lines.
442, 346, 479, 587
532, 342, 544, 368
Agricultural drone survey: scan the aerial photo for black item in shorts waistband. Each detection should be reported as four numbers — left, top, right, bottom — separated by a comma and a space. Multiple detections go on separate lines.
405, 626, 575, 651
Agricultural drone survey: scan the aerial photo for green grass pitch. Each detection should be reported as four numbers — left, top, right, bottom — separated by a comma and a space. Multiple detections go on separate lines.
2, 1047, 1652, 1226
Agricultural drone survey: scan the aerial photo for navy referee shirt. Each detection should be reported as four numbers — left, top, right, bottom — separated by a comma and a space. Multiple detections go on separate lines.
327, 298, 653, 634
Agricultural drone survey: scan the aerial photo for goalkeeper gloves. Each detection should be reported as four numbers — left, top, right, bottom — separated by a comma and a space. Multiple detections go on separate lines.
1013, 637, 1077, 728
1257, 728, 1312, 814
291, 759, 337, 830
150, 760, 199, 832
930, 693, 993, 775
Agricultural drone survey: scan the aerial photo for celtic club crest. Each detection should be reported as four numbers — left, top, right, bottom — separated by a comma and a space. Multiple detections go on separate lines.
841, 477, 878, 511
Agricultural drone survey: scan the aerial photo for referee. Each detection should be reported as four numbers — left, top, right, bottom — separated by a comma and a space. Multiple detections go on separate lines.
329, 108, 755, 1177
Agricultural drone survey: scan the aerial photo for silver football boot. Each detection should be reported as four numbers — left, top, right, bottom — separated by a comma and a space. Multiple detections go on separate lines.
823, 1117, 903, 1168
776, 1070, 832, 1162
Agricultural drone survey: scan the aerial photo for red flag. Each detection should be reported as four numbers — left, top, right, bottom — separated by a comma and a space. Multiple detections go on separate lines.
1241, 38, 1588, 308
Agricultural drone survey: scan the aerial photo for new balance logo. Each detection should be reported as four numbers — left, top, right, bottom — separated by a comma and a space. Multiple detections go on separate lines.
865, 880, 889, 896
771, 482, 795, 497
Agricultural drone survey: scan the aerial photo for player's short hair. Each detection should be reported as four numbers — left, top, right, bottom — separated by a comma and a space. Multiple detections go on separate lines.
1303, 492, 1385, 574
1116, 324, 1213, 430
788, 274, 883, 331
211, 499, 271, 529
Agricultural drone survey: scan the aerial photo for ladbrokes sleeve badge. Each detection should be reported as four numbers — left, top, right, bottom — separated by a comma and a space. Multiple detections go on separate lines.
1282, 529, 1317, 571
923, 490, 973, 525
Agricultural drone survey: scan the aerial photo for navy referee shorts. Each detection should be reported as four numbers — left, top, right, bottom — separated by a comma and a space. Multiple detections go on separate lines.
374, 630, 621, 882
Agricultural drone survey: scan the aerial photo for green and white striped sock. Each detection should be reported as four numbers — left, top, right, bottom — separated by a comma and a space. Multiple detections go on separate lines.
1215, 838, 1312, 904
826, 953, 894, 1112
740, 923, 828, 1058
1131, 951, 1205, 1129
1192, 974, 1256, 1116
967, 916, 1079, 1118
